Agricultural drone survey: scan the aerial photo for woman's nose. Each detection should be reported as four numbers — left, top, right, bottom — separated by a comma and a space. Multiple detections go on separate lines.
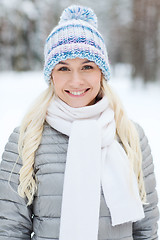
69, 71, 83, 86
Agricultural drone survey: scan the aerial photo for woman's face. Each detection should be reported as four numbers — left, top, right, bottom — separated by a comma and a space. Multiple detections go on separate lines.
51, 57, 102, 108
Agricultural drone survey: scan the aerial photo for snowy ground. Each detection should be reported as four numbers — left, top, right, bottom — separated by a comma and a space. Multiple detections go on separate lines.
0, 67, 159, 234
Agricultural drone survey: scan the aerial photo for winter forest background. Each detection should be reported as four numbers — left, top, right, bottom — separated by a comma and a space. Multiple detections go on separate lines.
0, 0, 160, 234
0, 0, 160, 83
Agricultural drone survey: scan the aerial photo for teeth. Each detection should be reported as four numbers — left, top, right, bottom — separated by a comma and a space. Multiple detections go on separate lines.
69, 90, 86, 95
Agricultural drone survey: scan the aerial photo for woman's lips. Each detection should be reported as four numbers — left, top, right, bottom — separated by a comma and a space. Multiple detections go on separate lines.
65, 88, 90, 96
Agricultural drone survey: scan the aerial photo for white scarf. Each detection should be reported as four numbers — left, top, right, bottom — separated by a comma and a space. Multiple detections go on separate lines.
46, 95, 144, 240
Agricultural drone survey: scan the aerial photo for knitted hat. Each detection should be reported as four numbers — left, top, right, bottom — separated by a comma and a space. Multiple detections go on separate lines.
44, 5, 111, 85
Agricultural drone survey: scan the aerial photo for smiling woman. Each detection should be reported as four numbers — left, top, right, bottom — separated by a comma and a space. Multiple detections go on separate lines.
52, 58, 102, 107
0, 4, 159, 240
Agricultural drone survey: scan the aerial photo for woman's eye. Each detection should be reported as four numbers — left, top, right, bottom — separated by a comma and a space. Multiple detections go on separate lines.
58, 67, 69, 71
82, 65, 93, 70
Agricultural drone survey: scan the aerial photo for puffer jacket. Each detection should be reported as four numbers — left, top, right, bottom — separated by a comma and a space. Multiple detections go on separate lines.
0, 122, 159, 239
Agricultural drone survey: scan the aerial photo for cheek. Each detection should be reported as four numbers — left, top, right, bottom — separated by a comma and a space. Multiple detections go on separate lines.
52, 77, 64, 95
92, 74, 101, 91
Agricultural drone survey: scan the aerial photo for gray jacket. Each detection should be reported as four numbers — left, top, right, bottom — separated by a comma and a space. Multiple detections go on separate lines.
0, 122, 159, 239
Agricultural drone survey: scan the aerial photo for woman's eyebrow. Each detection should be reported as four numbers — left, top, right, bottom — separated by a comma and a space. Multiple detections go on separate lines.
82, 60, 94, 64
57, 61, 68, 65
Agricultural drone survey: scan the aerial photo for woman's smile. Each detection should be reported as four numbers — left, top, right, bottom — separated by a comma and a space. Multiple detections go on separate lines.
65, 88, 90, 97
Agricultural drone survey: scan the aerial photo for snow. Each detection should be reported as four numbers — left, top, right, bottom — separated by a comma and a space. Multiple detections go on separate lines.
0, 68, 159, 234
1, 0, 38, 20
20, 1, 39, 20
1, 0, 21, 9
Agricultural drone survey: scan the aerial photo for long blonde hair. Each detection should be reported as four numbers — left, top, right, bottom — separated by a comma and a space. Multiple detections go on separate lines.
18, 77, 146, 205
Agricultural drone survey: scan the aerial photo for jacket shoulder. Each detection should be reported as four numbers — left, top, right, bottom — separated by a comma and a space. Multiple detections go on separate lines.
134, 122, 153, 172
3, 126, 20, 154
0, 127, 22, 186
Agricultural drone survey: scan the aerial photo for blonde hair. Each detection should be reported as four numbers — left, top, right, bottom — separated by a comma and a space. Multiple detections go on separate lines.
18, 83, 54, 205
18, 77, 146, 205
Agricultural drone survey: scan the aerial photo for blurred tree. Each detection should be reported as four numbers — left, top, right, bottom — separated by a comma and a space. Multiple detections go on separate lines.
0, 0, 40, 71
0, 0, 159, 83
131, 0, 160, 82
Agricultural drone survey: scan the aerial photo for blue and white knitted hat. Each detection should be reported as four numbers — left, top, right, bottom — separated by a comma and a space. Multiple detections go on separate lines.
44, 5, 111, 85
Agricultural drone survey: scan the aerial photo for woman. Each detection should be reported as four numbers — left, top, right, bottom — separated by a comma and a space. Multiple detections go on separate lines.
0, 5, 159, 240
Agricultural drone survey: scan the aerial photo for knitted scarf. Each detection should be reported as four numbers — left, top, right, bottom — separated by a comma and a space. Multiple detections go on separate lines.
46, 95, 144, 240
